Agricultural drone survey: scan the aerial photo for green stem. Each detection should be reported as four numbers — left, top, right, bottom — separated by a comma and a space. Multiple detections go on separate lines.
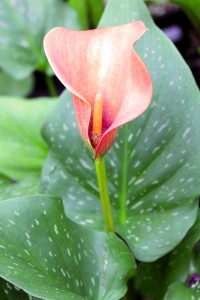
45, 75, 57, 97
119, 124, 129, 223
95, 156, 115, 232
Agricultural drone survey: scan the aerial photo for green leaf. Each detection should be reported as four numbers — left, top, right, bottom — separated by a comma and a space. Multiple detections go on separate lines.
0, 195, 135, 300
192, 240, 200, 274
68, 0, 104, 29
172, 0, 200, 32
0, 174, 39, 201
164, 213, 200, 285
145, 0, 200, 32
0, 0, 80, 79
164, 282, 200, 300
41, 0, 200, 263
0, 72, 34, 97
88, 0, 104, 27
135, 213, 200, 299
0, 96, 55, 181
99, 0, 200, 261
0, 277, 30, 299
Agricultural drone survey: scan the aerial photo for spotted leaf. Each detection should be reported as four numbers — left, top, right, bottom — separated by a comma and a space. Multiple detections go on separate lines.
41, 0, 200, 262
135, 213, 200, 299
0, 195, 135, 300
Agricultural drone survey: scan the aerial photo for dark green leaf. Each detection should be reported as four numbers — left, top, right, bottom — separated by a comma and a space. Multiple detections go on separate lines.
0, 195, 135, 300
164, 282, 200, 300
172, 0, 200, 32
88, 0, 104, 27
68, 0, 104, 29
0, 72, 34, 97
135, 213, 200, 299
0, 277, 30, 299
0, 0, 79, 79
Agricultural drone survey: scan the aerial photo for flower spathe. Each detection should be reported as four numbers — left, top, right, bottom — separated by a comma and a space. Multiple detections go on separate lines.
44, 21, 152, 158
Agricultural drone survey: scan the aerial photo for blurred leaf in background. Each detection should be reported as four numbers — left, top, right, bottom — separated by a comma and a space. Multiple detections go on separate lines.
0, 97, 55, 200
0, 0, 80, 85
0, 72, 34, 97
68, 0, 104, 29
145, 0, 200, 33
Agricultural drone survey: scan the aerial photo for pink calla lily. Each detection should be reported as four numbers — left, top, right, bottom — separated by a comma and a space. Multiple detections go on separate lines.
44, 21, 152, 158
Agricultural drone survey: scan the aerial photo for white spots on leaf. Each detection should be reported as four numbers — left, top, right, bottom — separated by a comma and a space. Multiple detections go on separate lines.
131, 200, 143, 210
110, 159, 116, 167
181, 99, 185, 105
187, 177, 194, 183
136, 128, 142, 137
128, 177, 136, 185
84, 219, 94, 224
8, 220, 15, 225
182, 127, 191, 138
134, 161, 141, 168
67, 248, 71, 256
141, 245, 149, 250
87, 180, 98, 192
79, 159, 92, 170
27, 240, 32, 247
103, 259, 108, 272
157, 120, 170, 133
91, 277, 96, 287
24, 249, 30, 256
54, 224, 59, 235
61, 268, 66, 277
152, 146, 160, 154
153, 120, 159, 127
62, 123, 68, 132
59, 170, 67, 179
14, 211, 20, 216
59, 134, 65, 140
34, 219, 39, 225
166, 153, 173, 159
134, 178, 144, 185
25, 232, 30, 239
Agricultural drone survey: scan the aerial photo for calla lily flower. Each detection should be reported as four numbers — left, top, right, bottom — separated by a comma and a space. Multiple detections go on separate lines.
44, 21, 152, 158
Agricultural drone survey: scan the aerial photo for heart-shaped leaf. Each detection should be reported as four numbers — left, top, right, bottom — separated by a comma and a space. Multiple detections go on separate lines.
41, 0, 200, 262
0, 195, 135, 300
0, 97, 55, 180
0, 0, 79, 79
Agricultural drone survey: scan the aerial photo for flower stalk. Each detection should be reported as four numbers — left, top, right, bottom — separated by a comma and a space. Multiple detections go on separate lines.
95, 156, 115, 232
